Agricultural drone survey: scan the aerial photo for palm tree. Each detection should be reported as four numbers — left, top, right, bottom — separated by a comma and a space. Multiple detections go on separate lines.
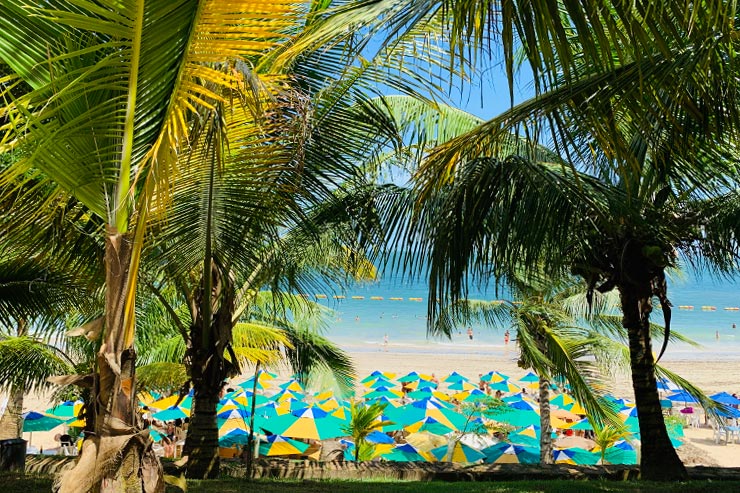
343, 401, 393, 462
434, 281, 620, 465
592, 425, 631, 465
0, 2, 306, 490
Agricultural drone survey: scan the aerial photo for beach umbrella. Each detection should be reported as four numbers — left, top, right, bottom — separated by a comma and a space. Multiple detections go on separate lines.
447, 380, 477, 392
364, 377, 396, 389
365, 395, 400, 409
360, 371, 395, 384
316, 397, 346, 412
363, 386, 403, 400
666, 390, 699, 404
397, 371, 424, 383
508, 425, 540, 447
261, 407, 347, 440
224, 389, 268, 407
381, 443, 430, 462
566, 402, 587, 415
443, 371, 469, 383
237, 377, 271, 391
481, 371, 509, 383
387, 401, 466, 431
553, 447, 599, 465
488, 380, 521, 393
550, 394, 575, 408
405, 416, 456, 435
218, 428, 250, 447
489, 407, 540, 428
710, 392, 740, 406
45, 400, 84, 419
482, 443, 539, 464
568, 418, 594, 431
254, 400, 291, 420
408, 388, 449, 401
216, 408, 250, 420
312, 390, 334, 401
519, 372, 539, 383
258, 434, 309, 456
509, 399, 539, 412
431, 441, 486, 463
279, 379, 305, 392
149, 392, 193, 412
408, 378, 438, 390
22, 411, 67, 432
453, 389, 490, 403
366, 430, 395, 444
409, 396, 453, 409
148, 428, 164, 443
152, 405, 190, 421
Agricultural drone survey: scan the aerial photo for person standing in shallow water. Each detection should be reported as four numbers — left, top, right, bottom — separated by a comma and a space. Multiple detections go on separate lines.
504, 330, 510, 345
383, 334, 389, 352
467, 327, 473, 340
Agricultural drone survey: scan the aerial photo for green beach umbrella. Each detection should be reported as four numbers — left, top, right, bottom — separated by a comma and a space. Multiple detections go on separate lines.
569, 418, 594, 431
404, 416, 456, 435
45, 400, 83, 419
381, 443, 430, 462
261, 407, 347, 440
364, 377, 396, 389
397, 371, 423, 383
482, 443, 539, 464
152, 406, 189, 421
363, 386, 403, 400
443, 371, 469, 383
218, 428, 249, 447
447, 380, 477, 391
431, 441, 485, 463
360, 371, 396, 384
488, 380, 521, 393
258, 434, 310, 456
387, 401, 466, 431
22, 411, 66, 432
519, 372, 539, 383
489, 407, 540, 428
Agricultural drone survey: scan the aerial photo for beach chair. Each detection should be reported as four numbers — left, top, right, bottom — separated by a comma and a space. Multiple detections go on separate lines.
711, 419, 730, 444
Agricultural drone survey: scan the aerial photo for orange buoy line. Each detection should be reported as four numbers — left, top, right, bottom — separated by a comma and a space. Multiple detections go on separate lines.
701, 306, 717, 311
333, 295, 345, 299
351, 296, 364, 299
370, 296, 383, 300
315, 294, 328, 299
408, 297, 423, 301
724, 307, 740, 311
678, 305, 694, 310
389, 297, 404, 300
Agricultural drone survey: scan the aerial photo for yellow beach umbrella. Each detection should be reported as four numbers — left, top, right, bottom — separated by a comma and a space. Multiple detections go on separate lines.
568, 402, 587, 415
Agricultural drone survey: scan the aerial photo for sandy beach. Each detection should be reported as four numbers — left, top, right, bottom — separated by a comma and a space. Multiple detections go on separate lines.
9, 343, 740, 467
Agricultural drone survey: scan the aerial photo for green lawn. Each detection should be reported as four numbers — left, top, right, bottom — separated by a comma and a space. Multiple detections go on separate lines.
4, 473, 740, 493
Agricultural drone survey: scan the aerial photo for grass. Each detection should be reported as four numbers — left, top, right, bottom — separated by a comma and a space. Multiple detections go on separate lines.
4, 473, 740, 493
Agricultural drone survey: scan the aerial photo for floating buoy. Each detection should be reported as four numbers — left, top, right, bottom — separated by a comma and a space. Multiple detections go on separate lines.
408, 297, 423, 301
333, 295, 345, 299
351, 296, 365, 300
370, 296, 383, 300
701, 306, 717, 311
678, 305, 694, 310
389, 297, 404, 301
724, 307, 740, 311
315, 294, 327, 299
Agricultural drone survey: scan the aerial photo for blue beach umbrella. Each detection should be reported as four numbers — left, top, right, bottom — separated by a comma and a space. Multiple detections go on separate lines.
397, 372, 423, 383
666, 390, 699, 404
519, 372, 539, 383
366, 430, 395, 444
710, 392, 740, 406
219, 428, 249, 447
217, 408, 250, 420
259, 434, 310, 456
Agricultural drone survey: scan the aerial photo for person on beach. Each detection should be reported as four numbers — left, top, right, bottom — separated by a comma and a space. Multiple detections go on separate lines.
716, 330, 720, 340
504, 330, 510, 345
383, 334, 389, 351
467, 327, 474, 340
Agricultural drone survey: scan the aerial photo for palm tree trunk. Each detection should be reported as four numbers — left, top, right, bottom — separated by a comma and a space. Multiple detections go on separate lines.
57, 230, 163, 493
0, 384, 24, 440
182, 388, 220, 479
538, 376, 553, 464
620, 283, 687, 481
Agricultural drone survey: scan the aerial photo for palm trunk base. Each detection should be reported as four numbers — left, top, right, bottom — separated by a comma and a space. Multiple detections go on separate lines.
54, 432, 163, 493
183, 393, 220, 479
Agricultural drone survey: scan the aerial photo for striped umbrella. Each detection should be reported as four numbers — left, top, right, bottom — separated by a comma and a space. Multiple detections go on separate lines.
258, 434, 309, 456
405, 416, 456, 435
482, 443, 539, 464
481, 371, 509, 383
431, 442, 485, 463
261, 407, 347, 440
22, 411, 67, 432
381, 443, 430, 462
364, 386, 404, 400
360, 371, 396, 384
518, 372, 539, 383
447, 380, 477, 392
488, 380, 521, 393
443, 372, 469, 383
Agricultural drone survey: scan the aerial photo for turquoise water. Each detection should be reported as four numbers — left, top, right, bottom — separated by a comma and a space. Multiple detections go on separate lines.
313, 270, 740, 361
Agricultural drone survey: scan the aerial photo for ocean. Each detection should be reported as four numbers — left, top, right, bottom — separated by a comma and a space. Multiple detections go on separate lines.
312, 269, 740, 361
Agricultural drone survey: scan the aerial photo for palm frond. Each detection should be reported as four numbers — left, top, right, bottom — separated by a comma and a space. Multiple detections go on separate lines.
0, 335, 75, 391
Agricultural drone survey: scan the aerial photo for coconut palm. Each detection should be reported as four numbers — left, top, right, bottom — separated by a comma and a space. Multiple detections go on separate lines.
343, 401, 393, 462
433, 281, 621, 465
0, 1, 311, 489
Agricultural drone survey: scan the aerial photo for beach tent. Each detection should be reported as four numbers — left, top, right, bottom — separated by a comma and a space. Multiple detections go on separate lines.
431, 441, 485, 463
258, 434, 309, 456
482, 443, 539, 464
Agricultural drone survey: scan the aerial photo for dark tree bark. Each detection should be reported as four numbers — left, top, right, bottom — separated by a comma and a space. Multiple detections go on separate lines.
182, 262, 235, 479
619, 280, 687, 480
